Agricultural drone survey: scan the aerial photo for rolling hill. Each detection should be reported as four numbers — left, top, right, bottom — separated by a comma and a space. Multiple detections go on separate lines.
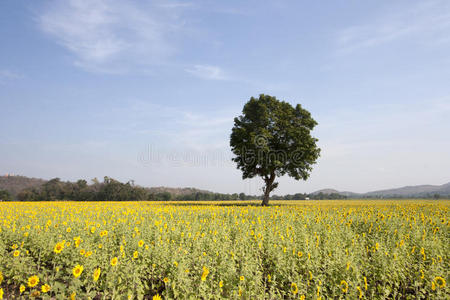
312, 182, 450, 198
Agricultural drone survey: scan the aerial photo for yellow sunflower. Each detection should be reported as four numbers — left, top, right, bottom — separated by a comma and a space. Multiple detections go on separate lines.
340, 280, 348, 293
291, 282, 298, 295
41, 284, 50, 293
111, 257, 118, 266
357, 286, 362, 299
72, 264, 84, 278
54, 242, 64, 254
201, 267, 209, 281
53, 242, 65, 254
93, 268, 101, 282
28, 275, 39, 288
434, 276, 446, 288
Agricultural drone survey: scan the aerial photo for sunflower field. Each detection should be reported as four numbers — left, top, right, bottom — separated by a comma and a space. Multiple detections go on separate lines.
0, 200, 448, 299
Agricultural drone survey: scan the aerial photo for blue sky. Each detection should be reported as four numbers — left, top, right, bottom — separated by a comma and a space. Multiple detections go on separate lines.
1, 0, 449, 194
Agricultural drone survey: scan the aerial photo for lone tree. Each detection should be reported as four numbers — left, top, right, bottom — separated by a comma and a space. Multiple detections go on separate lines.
230, 94, 320, 206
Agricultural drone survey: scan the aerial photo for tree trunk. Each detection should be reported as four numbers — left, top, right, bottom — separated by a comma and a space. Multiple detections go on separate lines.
262, 190, 270, 206
261, 172, 275, 206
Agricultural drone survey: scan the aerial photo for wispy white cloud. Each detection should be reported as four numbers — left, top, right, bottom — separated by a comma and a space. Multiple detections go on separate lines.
157, 2, 194, 9
90, 99, 237, 150
0, 69, 22, 84
185, 64, 228, 80
336, 0, 450, 53
38, 0, 189, 73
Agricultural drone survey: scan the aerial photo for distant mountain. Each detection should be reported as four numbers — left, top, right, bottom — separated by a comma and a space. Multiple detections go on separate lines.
312, 182, 450, 198
0, 175, 47, 196
364, 183, 450, 197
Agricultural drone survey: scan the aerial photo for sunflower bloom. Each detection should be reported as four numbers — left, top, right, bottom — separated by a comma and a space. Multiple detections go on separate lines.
93, 268, 101, 282
28, 275, 39, 287
291, 282, 298, 295
201, 267, 209, 281
41, 284, 50, 293
153, 295, 162, 300
13, 250, 20, 257
72, 264, 84, 278
54, 242, 64, 254
357, 286, 362, 299
19, 284, 25, 294
31, 290, 40, 297
111, 257, 118, 266
341, 280, 348, 293
434, 277, 446, 288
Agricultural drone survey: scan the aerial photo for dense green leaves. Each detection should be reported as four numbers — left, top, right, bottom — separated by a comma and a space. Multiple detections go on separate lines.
230, 94, 321, 205
0, 189, 11, 201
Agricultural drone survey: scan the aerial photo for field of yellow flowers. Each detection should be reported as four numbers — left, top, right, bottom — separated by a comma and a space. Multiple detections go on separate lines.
0, 200, 448, 299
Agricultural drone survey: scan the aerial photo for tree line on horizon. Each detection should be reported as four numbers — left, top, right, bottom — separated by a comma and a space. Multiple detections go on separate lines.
1, 176, 446, 202
0, 176, 345, 202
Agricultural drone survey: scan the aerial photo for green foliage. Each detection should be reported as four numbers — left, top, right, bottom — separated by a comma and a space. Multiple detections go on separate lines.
0, 189, 12, 201
230, 94, 321, 205
15, 178, 254, 202
17, 177, 148, 202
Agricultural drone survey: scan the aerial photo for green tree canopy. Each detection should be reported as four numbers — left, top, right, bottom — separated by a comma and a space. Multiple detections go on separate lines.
230, 94, 320, 206
0, 189, 12, 201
